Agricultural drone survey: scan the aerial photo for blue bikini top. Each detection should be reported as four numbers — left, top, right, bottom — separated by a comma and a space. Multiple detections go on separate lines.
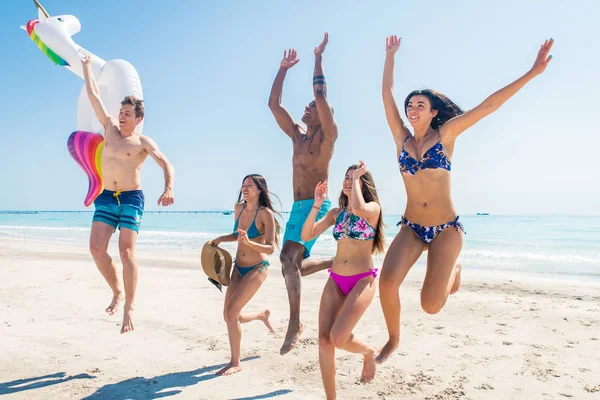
233, 204, 263, 239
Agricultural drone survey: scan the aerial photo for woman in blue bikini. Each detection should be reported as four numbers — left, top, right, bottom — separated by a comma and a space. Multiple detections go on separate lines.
301, 161, 385, 398
376, 35, 554, 364
210, 174, 280, 376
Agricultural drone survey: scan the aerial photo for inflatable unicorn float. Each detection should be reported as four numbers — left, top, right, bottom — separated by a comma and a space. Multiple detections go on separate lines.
22, 0, 144, 206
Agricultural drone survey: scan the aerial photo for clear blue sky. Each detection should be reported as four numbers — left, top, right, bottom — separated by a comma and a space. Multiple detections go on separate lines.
1, 0, 597, 214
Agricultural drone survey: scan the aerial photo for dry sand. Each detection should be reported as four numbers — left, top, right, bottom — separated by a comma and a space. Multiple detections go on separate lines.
1, 238, 599, 399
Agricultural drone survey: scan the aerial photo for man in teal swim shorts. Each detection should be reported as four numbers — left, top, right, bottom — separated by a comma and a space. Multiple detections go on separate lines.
268, 33, 337, 354
81, 55, 175, 334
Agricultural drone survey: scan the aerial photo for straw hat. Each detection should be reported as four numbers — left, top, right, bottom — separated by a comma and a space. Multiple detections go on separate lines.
201, 241, 233, 291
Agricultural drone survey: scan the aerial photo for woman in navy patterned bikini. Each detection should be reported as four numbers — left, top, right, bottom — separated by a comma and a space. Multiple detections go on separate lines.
376, 35, 554, 363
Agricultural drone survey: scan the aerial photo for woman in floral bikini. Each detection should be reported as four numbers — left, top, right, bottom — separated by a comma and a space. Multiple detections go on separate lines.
301, 161, 385, 399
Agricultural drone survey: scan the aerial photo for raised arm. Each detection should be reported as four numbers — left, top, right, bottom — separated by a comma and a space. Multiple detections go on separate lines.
140, 135, 175, 206
313, 33, 338, 142
268, 49, 300, 138
441, 39, 554, 140
349, 161, 381, 224
81, 55, 112, 129
382, 35, 411, 150
301, 181, 336, 242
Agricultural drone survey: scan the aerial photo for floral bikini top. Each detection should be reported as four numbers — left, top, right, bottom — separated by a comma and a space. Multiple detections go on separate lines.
332, 209, 376, 241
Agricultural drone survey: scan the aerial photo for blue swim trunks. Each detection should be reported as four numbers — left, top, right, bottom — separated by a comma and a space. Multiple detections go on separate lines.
282, 198, 332, 259
92, 190, 145, 233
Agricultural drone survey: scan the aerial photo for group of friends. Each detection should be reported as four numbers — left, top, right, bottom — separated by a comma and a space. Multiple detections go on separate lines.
79, 33, 553, 399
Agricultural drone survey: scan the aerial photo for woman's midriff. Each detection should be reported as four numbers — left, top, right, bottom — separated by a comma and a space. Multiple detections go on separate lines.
331, 240, 375, 275
235, 240, 269, 267
402, 170, 457, 225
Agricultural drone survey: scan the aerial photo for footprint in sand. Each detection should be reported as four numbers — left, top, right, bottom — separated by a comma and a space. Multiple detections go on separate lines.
584, 385, 600, 393
425, 376, 467, 400
298, 337, 318, 348
476, 383, 494, 390
294, 360, 319, 373
207, 340, 219, 351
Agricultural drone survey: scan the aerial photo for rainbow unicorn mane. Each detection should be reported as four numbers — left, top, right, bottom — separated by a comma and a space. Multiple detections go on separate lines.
67, 131, 104, 206
26, 19, 69, 66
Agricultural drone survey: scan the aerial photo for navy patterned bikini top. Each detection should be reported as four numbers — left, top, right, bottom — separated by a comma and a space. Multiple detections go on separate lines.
398, 132, 451, 175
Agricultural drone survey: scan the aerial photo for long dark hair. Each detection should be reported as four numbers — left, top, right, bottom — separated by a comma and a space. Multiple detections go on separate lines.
404, 89, 464, 130
338, 165, 385, 254
236, 174, 282, 247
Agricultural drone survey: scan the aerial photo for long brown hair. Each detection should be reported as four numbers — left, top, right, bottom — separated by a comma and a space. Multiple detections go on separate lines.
404, 89, 464, 130
237, 174, 282, 247
338, 165, 385, 254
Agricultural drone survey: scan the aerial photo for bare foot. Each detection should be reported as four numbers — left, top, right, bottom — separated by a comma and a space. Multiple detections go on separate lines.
262, 310, 275, 334
105, 292, 124, 316
120, 307, 134, 334
216, 362, 242, 376
280, 322, 304, 355
450, 262, 462, 295
360, 350, 377, 383
375, 338, 398, 364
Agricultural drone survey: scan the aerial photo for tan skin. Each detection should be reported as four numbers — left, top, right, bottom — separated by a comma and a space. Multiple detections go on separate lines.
210, 177, 276, 376
268, 33, 339, 355
302, 162, 380, 399
81, 55, 175, 334
376, 35, 554, 363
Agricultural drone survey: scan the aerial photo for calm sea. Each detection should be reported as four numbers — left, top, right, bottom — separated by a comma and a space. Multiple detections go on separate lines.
1, 212, 598, 280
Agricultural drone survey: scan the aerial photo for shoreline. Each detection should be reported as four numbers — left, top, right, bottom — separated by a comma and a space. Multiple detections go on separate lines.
2, 236, 599, 286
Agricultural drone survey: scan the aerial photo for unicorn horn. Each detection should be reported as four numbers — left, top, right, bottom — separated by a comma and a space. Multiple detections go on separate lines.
33, 0, 50, 19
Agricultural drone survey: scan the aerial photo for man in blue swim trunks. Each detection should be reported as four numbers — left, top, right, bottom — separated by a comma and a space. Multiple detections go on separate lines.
268, 33, 337, 354
81, 55, 175, 334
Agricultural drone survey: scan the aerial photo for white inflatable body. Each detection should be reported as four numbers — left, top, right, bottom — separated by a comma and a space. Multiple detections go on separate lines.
22, 0, 144, 134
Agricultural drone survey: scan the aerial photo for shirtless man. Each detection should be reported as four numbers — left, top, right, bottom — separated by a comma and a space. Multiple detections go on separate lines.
81, 55, 174, 334
268, 33, 338, 355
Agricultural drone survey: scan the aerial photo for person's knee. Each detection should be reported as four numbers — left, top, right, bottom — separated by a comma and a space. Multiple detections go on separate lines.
279, 249, 297, 266
119, 245, 135, 263
89, 240, 108, 260
224, 305, 239, 324
378, 275, 398, 295
420, 290, 446, 314
319, 331, 333, 350
329, 326, 351, 349
281, 252, 301, 274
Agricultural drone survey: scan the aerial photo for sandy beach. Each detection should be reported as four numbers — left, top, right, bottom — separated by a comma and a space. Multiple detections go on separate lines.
1, 237, 599, 399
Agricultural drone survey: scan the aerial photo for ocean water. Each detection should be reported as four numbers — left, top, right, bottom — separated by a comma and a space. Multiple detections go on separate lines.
1, 212, 599, 280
